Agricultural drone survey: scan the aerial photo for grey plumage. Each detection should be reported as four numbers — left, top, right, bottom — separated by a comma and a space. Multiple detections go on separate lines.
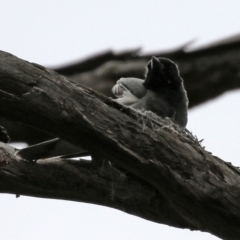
112, 56, 188, 127
112, 78, 146, 106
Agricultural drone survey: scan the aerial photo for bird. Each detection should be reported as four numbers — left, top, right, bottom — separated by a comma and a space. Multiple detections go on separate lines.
16, 56, 188, 161
112, 56, 188, 127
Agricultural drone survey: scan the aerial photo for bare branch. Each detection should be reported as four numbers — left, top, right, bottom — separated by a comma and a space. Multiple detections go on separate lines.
54, 35, 240, 108
0, 50, 240, 239
0, 143, 175, 227
2, 35, 240, 144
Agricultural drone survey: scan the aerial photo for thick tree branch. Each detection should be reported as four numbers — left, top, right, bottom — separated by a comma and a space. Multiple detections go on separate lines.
0, 143, 175, 226
0, 51, 240, 239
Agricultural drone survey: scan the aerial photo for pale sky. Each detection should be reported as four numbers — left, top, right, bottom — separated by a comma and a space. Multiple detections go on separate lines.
1, 1, 240, 240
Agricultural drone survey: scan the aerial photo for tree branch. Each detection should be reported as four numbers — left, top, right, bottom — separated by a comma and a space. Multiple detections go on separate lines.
0, 143, 176, 227
0, 50, 240, 239
2, 35, 240, 144
54, 35, 240, 108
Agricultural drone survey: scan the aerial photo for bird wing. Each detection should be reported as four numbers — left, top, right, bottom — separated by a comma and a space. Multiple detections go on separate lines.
112, 77, 147, 105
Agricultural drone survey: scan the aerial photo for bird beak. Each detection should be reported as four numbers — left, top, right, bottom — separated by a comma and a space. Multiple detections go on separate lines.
151, 56, 160, 69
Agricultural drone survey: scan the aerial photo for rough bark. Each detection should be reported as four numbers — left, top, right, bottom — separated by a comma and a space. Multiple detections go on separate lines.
2, 35, 240, 144
0, 143, 189, 229
0, 50, 240, 240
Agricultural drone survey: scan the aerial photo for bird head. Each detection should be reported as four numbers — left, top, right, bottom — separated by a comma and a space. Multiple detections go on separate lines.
143, 56, 182, 92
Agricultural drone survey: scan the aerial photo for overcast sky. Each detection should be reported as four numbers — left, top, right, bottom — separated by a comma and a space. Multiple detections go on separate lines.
1, 1, 240, 240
